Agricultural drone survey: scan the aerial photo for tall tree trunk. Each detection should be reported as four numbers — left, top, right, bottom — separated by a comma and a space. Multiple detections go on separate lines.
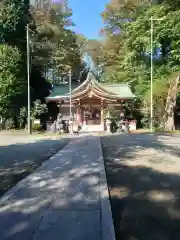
164, 76, 179, 131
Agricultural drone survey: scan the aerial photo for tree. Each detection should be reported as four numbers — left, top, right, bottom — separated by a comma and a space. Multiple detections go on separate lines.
0, 0, 86, 129
84, 39, 102, 67
164, 74, 180, 131
31, 100, 48, 120
0, 0, 51, 127
100, 0, 180, 129
0, 0, 30, 50
0, 45, 25, 119
123, 3, 180, 129
31, 2, 83, 79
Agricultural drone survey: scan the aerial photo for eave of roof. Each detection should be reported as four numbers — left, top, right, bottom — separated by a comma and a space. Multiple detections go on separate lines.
46, 72, 135, 101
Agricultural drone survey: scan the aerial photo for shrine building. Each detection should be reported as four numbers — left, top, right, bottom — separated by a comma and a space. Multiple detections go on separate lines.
45, 72, 135, 132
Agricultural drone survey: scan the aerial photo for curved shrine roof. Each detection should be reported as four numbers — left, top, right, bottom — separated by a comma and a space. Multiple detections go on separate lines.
46, 72, 135, 102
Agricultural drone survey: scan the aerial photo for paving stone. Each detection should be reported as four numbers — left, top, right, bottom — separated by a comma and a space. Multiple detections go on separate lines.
52, 173, 100, 210
33, 210, 101, 240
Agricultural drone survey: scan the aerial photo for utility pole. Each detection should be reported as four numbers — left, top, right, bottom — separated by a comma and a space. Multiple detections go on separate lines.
69, 67, 72, 120
69, 67, 73, 134
150, 17, 164, 133
27, 24, 31, 135
150, 17, 153, 133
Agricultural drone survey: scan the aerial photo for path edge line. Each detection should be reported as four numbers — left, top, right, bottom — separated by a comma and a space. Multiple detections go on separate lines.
98, 137, 116, 240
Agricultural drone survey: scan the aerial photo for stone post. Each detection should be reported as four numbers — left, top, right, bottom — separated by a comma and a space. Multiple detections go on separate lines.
106, 109, 112, 133
106, 119, 112, 133
69, 119, 73, 134
101, 100, 104, 131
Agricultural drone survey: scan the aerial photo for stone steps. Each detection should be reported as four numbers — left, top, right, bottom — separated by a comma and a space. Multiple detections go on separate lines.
80, 125, 103, 132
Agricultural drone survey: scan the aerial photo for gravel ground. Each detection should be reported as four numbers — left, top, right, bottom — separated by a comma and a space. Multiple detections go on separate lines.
0, 134, 69, 197
101, 133, 180, 240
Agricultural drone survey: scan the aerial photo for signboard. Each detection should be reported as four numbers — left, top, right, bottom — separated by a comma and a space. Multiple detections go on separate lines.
34, 119, 40, 125
129, 120, 136, 130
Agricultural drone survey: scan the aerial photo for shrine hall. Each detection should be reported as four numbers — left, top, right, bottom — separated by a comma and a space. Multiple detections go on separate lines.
45, 72, 135, 132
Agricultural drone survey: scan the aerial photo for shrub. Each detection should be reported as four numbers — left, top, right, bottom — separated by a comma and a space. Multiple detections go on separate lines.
18, 106, 27, 129
4, 118, 15, 130
31, 100, 48, 120
32, 123, 41, 131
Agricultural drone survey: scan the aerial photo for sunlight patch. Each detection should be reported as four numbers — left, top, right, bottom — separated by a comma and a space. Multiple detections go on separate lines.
147, 190, 175, 202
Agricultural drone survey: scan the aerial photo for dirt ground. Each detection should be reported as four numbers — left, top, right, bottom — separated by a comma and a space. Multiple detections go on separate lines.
101, 133, 180, 240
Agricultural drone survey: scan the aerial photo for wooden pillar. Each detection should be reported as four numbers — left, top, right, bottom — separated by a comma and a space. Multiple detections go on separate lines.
75, 100, 81, 125
119, 101, 124, 118
57, 102, 61, 113
76, 106, 82, 124
79, 107, 82, 124
101, 100, 104, 131
57, 101, 62, 118
76, 107, 79, 123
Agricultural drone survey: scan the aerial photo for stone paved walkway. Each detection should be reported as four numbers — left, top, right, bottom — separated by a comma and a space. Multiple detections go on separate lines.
0, 136, 115, 240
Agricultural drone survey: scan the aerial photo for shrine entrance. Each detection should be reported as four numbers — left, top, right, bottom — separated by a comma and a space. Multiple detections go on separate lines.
72, 95, 107, 131
81, 105, 101, 125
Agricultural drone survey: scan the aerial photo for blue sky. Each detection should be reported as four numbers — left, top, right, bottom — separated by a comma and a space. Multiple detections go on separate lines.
68, 0, 108, 39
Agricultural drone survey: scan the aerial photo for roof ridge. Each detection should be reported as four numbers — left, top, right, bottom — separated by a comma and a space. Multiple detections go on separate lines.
53, 82, 79, 86
102, 83, 129, 86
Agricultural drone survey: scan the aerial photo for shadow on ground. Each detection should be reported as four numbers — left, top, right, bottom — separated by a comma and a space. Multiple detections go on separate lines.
0, 136, 105, 240
101, 133, 180, 240
0, 138, 69, 197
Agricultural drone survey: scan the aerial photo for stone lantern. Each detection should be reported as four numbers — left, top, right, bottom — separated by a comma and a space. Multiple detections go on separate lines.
106, 110, 112, 133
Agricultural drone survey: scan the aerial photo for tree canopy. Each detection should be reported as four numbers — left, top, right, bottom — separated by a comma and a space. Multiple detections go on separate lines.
0, 0, 86, 129
98, 0, 180, 129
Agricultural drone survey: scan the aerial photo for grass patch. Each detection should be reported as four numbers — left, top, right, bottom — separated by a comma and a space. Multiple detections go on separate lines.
154, 127, 180, 134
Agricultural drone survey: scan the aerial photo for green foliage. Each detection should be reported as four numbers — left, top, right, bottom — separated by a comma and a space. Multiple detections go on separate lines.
32, 123, 41, 131
4, 118, 15, 130
100, 0, 180, 127
31, 100, 48, 120
0, 0, 85, 129
0, 44, 24, 117
0, 0, 30, 49
19, 106, 27, 128
31, 2, 82, 77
